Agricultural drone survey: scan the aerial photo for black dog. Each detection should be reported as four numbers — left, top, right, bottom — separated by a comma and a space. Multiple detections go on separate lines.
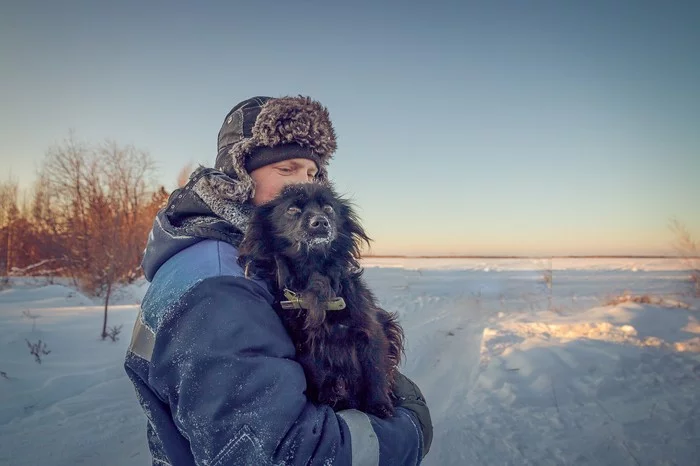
238, 183, 404, 418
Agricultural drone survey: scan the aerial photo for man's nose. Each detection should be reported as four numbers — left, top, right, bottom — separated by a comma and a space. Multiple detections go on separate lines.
288, 174, 313, 185
309, 215, 330, 230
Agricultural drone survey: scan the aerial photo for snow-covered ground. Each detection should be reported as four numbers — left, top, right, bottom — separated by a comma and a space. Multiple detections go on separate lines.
1, 258, 699, 465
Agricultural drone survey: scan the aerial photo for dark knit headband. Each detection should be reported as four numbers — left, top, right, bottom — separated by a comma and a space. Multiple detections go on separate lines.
244, 143, 322, 173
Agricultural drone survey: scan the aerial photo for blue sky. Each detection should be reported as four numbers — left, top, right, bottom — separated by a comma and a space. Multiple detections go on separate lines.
1, 0, 698, 256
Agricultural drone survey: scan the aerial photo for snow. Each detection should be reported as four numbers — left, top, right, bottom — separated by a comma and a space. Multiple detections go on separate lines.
361, 256, 693, 272
1, 258, 699, 465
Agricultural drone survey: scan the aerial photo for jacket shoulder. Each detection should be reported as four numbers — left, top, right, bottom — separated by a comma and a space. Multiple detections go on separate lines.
140, 239, 268, 332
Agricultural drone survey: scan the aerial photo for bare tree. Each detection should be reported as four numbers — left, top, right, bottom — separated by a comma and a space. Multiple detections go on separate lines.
26, 339, 51, 364
533, 257, 555, 311
38, 133, 160, 338
669, 218, 699, 297
105, 324, 123, 342
100, 140, 158, 281
39, 132, 93, 282
22, 309, 41, 331
0, 177, 20, 282
94, 142, 157, 338
27, 172, 67, 280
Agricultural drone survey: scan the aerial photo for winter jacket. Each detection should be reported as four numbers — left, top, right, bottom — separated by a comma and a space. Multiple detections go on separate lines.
124, 169, 424, 466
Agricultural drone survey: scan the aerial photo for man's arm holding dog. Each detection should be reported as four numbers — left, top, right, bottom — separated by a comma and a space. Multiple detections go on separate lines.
147, 275, 426, 465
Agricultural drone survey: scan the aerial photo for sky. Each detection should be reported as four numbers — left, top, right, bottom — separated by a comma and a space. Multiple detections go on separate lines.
1, 0, 698, 256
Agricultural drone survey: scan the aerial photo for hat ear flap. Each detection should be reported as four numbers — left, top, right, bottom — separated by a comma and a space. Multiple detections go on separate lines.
315, 166, 331, 187
226, 140, 260, 203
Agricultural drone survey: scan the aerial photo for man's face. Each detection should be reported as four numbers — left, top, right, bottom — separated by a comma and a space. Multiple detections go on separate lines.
249, 158, 319, 206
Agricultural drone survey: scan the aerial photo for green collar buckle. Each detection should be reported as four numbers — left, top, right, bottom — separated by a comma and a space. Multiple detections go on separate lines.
280, 288, 347, 311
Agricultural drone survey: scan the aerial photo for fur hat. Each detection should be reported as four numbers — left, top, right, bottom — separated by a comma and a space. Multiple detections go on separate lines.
215, 95, 337, 202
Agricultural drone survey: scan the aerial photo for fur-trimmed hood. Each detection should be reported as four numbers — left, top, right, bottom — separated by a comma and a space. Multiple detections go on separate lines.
215, 95, 337, 203
141, 167, 252, 281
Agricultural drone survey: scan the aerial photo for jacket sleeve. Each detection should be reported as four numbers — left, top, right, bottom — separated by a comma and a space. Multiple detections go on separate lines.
147, 275, 423, 466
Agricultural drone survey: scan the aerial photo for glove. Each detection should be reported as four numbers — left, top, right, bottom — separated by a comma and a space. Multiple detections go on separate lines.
393, 371, 433, 458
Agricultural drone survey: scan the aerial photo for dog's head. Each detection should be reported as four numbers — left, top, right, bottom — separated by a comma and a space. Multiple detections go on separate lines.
240, 183, 370, 270
274, 183, 339, 254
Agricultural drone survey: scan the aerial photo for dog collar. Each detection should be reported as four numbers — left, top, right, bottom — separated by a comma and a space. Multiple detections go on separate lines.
280, 288, 347, 311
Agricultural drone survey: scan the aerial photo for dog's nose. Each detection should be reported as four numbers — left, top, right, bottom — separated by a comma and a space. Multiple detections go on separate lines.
309, 215, 330, 230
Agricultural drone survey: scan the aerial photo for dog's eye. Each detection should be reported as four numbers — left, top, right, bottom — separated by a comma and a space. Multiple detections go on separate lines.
287, 206, 301, 215
322, 205, 334, 214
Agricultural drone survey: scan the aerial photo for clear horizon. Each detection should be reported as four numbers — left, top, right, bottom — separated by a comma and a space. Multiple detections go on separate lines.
1, 1, 698, 256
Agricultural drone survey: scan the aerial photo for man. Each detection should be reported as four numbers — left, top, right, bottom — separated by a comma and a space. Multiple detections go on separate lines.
124, 96, 432, 465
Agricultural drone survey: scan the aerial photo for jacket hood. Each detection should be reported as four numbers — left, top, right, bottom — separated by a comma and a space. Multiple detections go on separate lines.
141, 167, 253, 281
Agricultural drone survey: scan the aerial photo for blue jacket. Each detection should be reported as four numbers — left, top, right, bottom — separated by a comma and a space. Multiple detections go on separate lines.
124, 172, 423, 466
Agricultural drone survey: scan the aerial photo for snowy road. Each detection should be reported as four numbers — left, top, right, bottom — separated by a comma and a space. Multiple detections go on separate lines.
1, 259, 699, 465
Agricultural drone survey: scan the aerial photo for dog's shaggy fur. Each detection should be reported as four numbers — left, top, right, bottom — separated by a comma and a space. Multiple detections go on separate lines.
238, 183, 404, 418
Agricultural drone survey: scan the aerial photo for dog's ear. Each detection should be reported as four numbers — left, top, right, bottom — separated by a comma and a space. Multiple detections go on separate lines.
338, 198, 372, 260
